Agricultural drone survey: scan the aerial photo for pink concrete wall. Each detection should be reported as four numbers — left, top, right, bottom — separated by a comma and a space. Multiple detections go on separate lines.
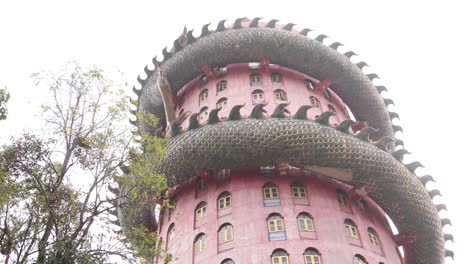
174, 63, 351, 130
157, 169, 402, 264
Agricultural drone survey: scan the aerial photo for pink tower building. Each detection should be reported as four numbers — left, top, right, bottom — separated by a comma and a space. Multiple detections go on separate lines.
130, 18, 452, 264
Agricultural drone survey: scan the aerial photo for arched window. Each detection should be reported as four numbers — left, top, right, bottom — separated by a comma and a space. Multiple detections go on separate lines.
218, 191, 231, 209
250, 73, 262, 86
328, 104, 336, 113
216, 80, 228, 93
358, 199, 368, 214
310, 96, 320, 108
271, 249, 289, 264
218, 223, 234, 243
252, 89, 265, 104
323, 89, 331, 99
274, 89, 288, 102
336, 189, 348, 206
304, 248, 321, 264
197, 177, 208, 190
263, 183, 279, 199
167, 223, 175, 246
297, 213, 314, 232
199, 89, 208, 104
291, 182, 306, 198
195, 202, 207, 221
199, 107, 209, 121
353, 254, 367, 264
268, 214, 284, 232
344, 219, 359, 239
271, 73, 283, 83
368, 227, 380, 247
221, 259, 235, 264
216, 97, 228, 110
194, 233, 207, 255
305, 79, 315, 90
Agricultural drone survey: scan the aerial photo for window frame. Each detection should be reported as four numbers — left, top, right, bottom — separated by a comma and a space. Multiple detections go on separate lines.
194, 233, 207, 255
199, 89, 209, 104
268, 214, 285, 232
216, 97, 228, 110
344, 219, 359, 239
197, 178, 208, 190
274, 89, 288, 102
250, 73, 263, 86
218, 223, 234, 244
218, 192, 232, 210
271, 249, 289, 264
353, 255, 367, 264
195, 202, 207, 221
291, 183, 306, 198
336, 189, 348, 206
328, 104, 337, 113
216, 80, 228, 93
252, 89, 265, 104
368, 227, 380, 247
263, 183, 279, 199
297, 213, 315, 232
303, 248, 321, 264
310, 96, 321, 108
271, 72, 283, 83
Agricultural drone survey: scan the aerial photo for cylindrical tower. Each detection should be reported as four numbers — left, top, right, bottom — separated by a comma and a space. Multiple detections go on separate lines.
129, 18, 453, 264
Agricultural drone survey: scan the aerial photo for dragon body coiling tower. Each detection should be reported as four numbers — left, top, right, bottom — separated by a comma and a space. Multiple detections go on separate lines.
129, 18, 453, 264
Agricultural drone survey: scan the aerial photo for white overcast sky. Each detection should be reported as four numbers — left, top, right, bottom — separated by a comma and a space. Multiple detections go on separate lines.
0, 0, 466, 263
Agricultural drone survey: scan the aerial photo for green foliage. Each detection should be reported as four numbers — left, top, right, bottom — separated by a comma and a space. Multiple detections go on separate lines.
0, 87, 10, 120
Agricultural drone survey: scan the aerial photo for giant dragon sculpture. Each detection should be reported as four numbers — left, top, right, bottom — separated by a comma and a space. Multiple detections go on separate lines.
125, 18, 453, 263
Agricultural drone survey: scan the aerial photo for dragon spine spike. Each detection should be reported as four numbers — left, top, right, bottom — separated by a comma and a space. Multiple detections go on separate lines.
293, 105, 313, 120
282, 23, 296, 31
428, 189, 442, 198
355, 61, 369, 69
137, 75, 146, 86
376, 85, 388, 93
344, 51, 357, 58
335, 119, 355, 134
162, 47, 171, 61
200, 23, 211, 37
441, 218, 452, 226
329, 42, 343, 50
249, 17, 262, 28
173, 38, 182, 52
389, 111, 400, 120
132, 85, 142, 96
384, 98, 395, 106
265, 19, 279, 28
208, 108, 221, 124
419, 175, 436, 185
186, 30, 196, 44
405, 161, 424, 173
299, 28, 312, 36
232, 18, 244, 29
435, 204, 447, 212
367, 73, 380, 80
152, 56, 160, 67
444, 234, 454, 242
170, 120, 180, 137
188, 113, 200, 130
391, 148, 409, 161
227, 104, 245, 121
216, 19, 227, 31
129, 119, 137, 126
315, 111, 335, 126
395, 139, 405, 147
250, 104, 267, 119
271, 103, 290, 118
445, 250, 454, 259
315, 34, 328, 43
372, 136, 394, 151
356, 126, 379, 142
393, 125, 403, 133
144, 65, 152, 77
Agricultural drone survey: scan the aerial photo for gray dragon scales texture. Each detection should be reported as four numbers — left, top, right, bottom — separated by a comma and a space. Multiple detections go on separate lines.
126, 18, 453, 263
